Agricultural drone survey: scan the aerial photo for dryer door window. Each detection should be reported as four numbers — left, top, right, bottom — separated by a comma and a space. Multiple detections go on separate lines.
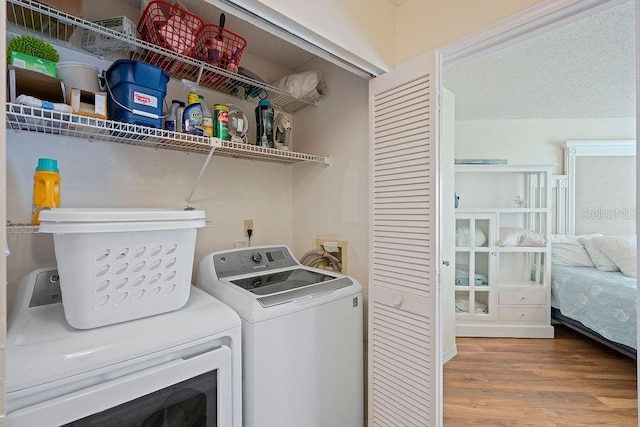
63, 371, 217, 426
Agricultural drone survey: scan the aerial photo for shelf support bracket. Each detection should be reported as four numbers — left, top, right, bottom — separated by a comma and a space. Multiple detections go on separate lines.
186, 141, 216, 207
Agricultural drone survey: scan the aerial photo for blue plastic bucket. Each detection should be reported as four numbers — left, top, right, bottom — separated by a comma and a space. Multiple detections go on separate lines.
105, 60, 169, 129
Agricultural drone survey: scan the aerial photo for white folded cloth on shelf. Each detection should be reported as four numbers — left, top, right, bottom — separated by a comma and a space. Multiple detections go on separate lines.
16, 94, 72, 113
455, 296, 488, 314
455, 267, 488, 286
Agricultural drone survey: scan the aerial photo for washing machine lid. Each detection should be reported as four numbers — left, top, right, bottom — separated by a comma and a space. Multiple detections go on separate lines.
231, 268, 336, 295
201, 245, 356, 309
230, 268, 353, 308
7, 269, 240, 394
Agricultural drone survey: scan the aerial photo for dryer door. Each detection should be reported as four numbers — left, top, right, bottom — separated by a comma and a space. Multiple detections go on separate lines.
7, 345, 233, 427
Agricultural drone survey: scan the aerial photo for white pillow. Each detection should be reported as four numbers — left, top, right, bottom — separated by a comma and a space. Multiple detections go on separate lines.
456, 225, 486, 247
550, 234, 595, 267
592, 236, 637, 278
497, 227, 546, 247
580, 235, 618, 272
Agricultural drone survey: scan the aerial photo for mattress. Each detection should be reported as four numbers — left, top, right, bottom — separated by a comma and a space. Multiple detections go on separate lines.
551, 265, 637, 350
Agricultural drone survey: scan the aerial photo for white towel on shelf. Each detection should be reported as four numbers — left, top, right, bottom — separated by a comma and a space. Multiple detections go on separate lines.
455, 296, 488, 314
455, 267, 488, 286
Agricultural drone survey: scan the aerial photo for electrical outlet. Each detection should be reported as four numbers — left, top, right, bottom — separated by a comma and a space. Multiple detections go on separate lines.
243, 219, 253, 237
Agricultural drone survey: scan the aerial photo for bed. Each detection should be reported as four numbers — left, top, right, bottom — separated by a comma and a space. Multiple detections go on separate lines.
551, 140, 637, 358
551, 265, 637, 358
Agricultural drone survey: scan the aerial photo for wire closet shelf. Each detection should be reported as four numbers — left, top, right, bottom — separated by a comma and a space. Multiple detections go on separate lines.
5, 103, 328, 164
6, 0, 317, 113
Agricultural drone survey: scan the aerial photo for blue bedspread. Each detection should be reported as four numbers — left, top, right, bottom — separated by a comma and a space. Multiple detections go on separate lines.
551, 265, 637, 349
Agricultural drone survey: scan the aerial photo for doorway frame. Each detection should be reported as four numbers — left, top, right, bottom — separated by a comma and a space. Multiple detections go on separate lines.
435, 0, 638, 412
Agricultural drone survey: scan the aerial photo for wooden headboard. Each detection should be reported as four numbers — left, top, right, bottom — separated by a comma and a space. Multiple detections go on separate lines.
560, 140, 636, 235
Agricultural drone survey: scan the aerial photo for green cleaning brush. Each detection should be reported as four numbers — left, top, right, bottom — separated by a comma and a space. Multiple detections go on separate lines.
7, 35, 60, 63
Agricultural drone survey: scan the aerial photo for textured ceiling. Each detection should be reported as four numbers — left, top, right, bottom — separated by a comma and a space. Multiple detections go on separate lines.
444, 1, 636, 120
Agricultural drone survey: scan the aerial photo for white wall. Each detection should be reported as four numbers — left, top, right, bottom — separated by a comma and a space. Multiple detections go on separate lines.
575, 156, 636, 235
291, 57, 369, 289
289, 54, 369, 417
4, 31, 301, 316
5, 130, 295, 307
454, 117, 636, 238
455, 118, 636, 174
220, 0, 396, 73
395, 0, 544, 64
5, 0, 320, 311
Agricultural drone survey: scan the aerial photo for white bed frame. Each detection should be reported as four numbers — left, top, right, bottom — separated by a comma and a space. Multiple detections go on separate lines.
561, 140, 636, 234
552, 140, 637, 358
552, 174, 569, 234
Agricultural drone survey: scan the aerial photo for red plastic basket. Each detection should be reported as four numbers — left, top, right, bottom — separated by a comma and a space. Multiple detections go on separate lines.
192, 24, 247, 86
138, 1, 204, 57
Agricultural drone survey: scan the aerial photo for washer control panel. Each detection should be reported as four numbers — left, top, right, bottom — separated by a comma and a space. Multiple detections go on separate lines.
213, 246, 298, 278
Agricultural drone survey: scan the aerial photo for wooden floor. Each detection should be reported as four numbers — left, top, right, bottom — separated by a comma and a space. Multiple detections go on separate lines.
444, 325, 638, 426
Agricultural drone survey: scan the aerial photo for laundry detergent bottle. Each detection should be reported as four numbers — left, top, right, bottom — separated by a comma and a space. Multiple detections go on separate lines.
183, 91, 204, 136
182, 79, 204, 136
31, 158, 60, 225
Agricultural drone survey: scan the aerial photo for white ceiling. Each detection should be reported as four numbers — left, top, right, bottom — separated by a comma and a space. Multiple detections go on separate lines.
178, 0, 317, 70
119, 0, 316, 69
444, 1, 636, 120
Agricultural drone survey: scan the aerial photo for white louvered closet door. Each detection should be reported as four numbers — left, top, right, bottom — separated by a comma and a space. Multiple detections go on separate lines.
368, 51, 442, 427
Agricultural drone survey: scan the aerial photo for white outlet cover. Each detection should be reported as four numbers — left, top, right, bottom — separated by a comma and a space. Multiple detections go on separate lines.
235, 239, 250, 248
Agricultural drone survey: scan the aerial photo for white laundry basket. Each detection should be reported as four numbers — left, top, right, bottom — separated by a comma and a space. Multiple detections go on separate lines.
38, 208, 206, 329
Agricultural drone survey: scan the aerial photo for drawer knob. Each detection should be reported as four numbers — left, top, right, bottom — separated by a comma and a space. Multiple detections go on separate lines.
392, 295, 404, 307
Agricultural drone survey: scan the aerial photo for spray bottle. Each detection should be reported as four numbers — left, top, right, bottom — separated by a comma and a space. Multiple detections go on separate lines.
182, 80, 204, 136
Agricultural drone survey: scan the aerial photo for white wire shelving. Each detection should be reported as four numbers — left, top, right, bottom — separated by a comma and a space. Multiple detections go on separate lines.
6, 103, 329, 164
6, 223, 39, 235
4, 0, 330, 235
6, 0, 317, 113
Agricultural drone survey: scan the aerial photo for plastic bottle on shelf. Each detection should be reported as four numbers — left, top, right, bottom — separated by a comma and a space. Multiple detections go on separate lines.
183, 91, 204, 136
31, 158, 60, 225
199, 95, 214, 137
255, 100, 274, 148
181, 80, 204, 136
175, 102, 186, 133
164, 100, 181, 132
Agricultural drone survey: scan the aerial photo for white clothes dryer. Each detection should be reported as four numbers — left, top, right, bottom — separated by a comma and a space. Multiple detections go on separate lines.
196, 245, 363, 427
7, 267, 242, 427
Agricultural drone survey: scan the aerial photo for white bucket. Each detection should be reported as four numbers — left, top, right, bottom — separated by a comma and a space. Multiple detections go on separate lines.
56, 62, 101, 102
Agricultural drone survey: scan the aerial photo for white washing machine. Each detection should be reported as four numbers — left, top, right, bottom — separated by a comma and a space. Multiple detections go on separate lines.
196, 245, 363, 427
7, 267, 242, 427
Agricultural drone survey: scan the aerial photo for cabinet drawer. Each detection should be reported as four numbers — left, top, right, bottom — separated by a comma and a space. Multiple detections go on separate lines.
499, 291, 545, 305
499, 307, 546, 322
